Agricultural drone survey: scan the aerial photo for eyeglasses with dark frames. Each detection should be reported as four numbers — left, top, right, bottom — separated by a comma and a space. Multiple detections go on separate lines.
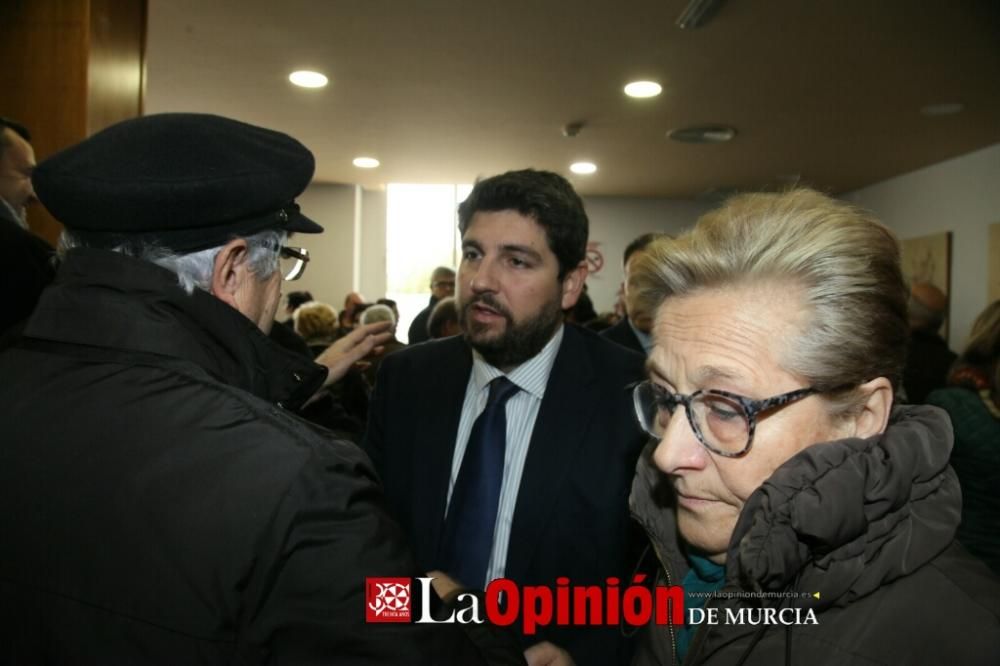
630, 380, 822, 458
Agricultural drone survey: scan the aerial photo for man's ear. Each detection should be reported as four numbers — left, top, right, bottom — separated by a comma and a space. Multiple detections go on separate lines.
560, 260, 588, 310
210, 238, 251, 308
848, 376, 894, 439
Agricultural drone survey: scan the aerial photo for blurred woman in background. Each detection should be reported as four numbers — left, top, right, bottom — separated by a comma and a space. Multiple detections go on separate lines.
928, 300, 1000, 574
293, 301, 340, 356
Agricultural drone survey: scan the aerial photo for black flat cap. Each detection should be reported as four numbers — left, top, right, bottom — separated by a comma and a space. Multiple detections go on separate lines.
33, 113, 323, 252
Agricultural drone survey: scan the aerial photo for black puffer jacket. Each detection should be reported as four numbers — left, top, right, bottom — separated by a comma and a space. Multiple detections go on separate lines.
630, 405, 1000, 665
0, 250, 435, 664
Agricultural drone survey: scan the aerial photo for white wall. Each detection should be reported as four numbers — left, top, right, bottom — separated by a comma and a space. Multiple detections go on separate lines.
290, 184, 388, 318
290, 183, 357, 312
582, 196, 711, 312
843, 142, 1000, 350
359, 187, 388, 302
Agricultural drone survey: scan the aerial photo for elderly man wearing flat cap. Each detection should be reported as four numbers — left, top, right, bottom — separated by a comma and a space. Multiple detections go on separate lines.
0, 114, 500, 664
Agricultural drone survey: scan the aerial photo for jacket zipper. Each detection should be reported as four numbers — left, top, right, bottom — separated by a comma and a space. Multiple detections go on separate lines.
642, 526, 680, 665
683, 592, 719, 665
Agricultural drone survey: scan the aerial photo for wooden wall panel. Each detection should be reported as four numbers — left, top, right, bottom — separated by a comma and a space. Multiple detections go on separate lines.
0, 0, 90, 245
88, 0, 146, 135
0, 0, 145, 246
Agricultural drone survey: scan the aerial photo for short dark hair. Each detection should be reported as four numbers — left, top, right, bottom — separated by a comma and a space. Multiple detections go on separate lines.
458, 169, 588, 278
566, 288, 598, 324
623, 232, 669, 266
0, 117, 31, 143
0, 117, 31, 157
286, 291, 314, 310
428, 297, 458, 339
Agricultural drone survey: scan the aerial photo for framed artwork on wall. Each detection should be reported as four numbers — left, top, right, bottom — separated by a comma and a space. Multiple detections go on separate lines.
900, 231, 952, 341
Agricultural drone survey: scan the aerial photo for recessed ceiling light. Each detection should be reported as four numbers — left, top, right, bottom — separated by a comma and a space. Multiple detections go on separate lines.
667, 125, 737, 143
570, 162, 597, 175
920, 102, 963, 117
289, 70, 328, 88
624, 81, 662, 98
353, 157, 380, 169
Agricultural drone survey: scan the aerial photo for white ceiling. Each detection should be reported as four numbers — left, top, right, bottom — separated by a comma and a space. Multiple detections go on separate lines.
145, 0, 1000, 198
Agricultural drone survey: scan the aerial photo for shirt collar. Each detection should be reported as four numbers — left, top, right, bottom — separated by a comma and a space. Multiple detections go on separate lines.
470, 324, 565, 400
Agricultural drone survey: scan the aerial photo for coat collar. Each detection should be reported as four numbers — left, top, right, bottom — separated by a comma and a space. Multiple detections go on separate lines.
504, 324, 599, 581
728, 404, 958, 608
24, 248, 326, 409
411, 336, 475, 562
631, 405, 960, 610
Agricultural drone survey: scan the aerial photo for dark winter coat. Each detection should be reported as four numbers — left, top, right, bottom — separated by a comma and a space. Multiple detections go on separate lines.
407, 295, 438, 345
927, 387, 1000, 574
903, 329, 957, 404
630, 405, 1000, 665
0, 249, 434, 664
0, 203, 55, 341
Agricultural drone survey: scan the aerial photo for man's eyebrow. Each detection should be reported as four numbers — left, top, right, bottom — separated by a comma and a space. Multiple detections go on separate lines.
462, 239, 483, 251
499, 244, 542, 262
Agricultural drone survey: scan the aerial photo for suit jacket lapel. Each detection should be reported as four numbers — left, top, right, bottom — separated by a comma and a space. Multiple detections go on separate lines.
505, 326, 597, 581
413, 337, 473, 566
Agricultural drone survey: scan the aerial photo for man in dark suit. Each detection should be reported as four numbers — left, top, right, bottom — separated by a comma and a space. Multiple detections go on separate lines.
601, 232, 668, 356
365, 169, 647, 666
407, 265, 456, 344
0, 117, 55, 337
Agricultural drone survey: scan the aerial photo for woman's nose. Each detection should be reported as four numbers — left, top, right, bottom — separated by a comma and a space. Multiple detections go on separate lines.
652, 405, 708, 474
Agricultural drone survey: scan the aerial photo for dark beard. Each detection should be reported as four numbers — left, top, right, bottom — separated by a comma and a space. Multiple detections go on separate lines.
460, 293, 563, 370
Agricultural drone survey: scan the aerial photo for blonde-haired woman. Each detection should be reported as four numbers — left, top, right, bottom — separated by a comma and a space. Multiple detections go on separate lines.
629, 189, 1000, 665
293, 301, 339, 356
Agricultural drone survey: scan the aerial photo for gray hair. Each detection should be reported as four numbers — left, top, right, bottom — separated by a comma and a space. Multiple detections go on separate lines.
631, 188, 909, 418
431, 266, 455, 283
360, 303, 396, 327
58, 229, 285, 295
